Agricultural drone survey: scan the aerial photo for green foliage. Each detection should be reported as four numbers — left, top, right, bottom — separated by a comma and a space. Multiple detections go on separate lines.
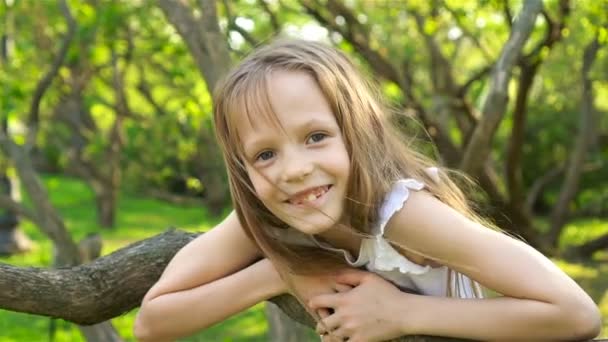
3, 0, 605, 215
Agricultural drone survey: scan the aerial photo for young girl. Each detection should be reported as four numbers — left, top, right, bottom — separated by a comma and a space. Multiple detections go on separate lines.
133, 39, 601, 342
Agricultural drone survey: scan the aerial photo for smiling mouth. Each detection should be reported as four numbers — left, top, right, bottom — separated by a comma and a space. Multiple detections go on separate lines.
287, 185, 332, 205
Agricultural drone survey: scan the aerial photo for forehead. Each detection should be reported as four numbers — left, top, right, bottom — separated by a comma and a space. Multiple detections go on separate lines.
232, 70, 337, 146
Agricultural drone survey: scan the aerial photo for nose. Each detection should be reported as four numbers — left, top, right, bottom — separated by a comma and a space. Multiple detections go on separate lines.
281, 148, 313, 183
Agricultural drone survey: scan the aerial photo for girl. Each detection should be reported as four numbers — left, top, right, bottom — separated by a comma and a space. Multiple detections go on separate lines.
134, 39, 601, 342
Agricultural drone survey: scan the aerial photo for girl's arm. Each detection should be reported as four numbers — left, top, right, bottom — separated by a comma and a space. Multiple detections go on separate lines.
310, 190, 600, 341
383, 190, 601, 340
133, 211, 285, 342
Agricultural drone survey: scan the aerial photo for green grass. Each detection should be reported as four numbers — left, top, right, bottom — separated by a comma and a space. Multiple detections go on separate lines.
1, 175, 607, 340
0, 175, 268, 341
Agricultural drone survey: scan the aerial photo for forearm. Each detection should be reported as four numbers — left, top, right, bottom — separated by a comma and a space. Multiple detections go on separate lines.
406, 295, 596, 341
135, 258, 285, 342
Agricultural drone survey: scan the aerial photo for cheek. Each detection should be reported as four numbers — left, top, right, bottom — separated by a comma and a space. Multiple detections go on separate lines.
246, 168, 274, 202
332, 144, 351, 178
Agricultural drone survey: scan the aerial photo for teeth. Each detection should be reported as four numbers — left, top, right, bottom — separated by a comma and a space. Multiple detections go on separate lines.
288, 186, 329, 204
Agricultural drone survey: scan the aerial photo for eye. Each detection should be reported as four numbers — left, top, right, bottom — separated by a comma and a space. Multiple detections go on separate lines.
307, 132, 327, 144
256, 150, 275, 162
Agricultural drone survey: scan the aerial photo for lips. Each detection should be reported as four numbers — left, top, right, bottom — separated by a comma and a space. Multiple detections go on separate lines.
287, 185, 331, 205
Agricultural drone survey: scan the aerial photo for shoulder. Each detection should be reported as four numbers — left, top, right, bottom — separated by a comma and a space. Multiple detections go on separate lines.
384, 190, 496, 265
382, 189, 532, 282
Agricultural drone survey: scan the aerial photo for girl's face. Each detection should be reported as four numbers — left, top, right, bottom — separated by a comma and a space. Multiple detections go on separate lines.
237, 70, 350, 235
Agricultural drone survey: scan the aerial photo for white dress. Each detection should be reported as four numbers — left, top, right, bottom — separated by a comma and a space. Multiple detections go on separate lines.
269, 175, 479, 299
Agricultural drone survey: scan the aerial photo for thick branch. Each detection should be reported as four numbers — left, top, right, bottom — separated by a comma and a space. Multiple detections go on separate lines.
0, 229, 467, 341
507, 1, 570, 212
158, 0, 232, 92
0, 229, 195, 324
460, 0, 543, 176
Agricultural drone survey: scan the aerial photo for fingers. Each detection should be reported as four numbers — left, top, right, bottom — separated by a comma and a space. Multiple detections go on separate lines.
317, 309, 344, 342
315, 311, 341, 335
335, 268, 370, 286
316, 308, 330, 342
308, 292, 342, 310
333, 283, 352, 293
317, 308, 331, 319
321, 333, 347, 342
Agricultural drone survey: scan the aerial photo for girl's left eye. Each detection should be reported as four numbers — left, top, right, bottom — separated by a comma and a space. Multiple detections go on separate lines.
307, 133, 327, 144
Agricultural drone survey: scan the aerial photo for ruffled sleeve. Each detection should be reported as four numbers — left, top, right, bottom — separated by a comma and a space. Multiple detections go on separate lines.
366, 178, 430, 274
377, 178, 425, 236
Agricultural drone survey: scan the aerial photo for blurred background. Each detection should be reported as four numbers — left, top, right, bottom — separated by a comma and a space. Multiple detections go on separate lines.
0, 0, 606, 340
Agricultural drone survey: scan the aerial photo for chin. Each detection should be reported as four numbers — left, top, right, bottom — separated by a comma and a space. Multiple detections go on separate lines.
288, 215, 339, 235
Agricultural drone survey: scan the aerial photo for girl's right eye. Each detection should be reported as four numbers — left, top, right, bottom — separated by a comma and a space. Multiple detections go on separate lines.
256, 150, 274, 162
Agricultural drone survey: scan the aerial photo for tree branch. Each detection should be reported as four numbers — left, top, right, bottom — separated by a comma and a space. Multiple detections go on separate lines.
506, 0, 570, 216
459, 0, 543, 176
258, 0, 281, 33
223, 0, 259, 47
441, 0, 492, 62
27, 0, 76, 146
0, 194, 36, 222
547, 31, 603, 247
158, 0, 232, 92
0, 229, 471, 341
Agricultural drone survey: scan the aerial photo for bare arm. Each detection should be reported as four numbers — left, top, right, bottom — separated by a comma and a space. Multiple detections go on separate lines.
310, 191, 600, 341
387, 191, 601, 340
133, 211, 286, 341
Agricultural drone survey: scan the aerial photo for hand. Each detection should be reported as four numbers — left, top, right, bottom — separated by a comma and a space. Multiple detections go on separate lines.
284, 270, 353, 302
308, 270, 416, 342
282, 268, 357, 330
317, 284, 351, 342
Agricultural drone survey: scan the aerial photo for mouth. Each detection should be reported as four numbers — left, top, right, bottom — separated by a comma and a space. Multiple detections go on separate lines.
286, 185, 332, 206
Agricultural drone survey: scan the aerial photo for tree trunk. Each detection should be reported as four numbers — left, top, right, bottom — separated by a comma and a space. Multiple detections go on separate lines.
95, 189, 117, 229
0, 165, 32, 256
0, 0, 32, 257
460, 0, 543, 176
547, 35, 602, 248
0, 1, 121, 339
79, 322, 123, 342
158, 0, 234, 213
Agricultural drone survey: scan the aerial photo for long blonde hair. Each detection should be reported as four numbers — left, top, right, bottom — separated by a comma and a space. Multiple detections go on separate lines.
213, 39, 487, 299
